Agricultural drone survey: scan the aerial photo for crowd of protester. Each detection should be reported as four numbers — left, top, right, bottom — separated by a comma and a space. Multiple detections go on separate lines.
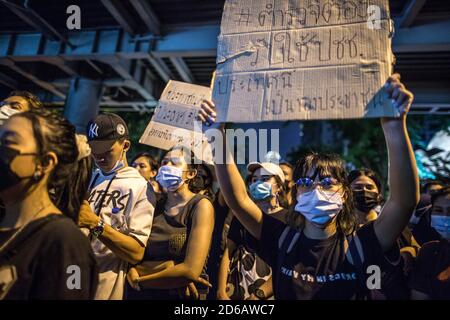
0, 75, 449, 300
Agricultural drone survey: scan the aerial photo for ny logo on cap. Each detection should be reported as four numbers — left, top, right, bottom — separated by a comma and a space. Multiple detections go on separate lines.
88, 123, 99, 139
117, 123, 125, 136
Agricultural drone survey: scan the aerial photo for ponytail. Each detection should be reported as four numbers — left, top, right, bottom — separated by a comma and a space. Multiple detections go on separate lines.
18, 109, 92, 222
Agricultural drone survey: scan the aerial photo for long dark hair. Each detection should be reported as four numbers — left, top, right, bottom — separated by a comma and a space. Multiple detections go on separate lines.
8, 90, 43, 110
189, 163, 215, 200
287, 151, 357, 235
16, 109, 92, 222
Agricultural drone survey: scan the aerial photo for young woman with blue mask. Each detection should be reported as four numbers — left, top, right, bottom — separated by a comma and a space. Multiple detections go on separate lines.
430, 187, 450, 240
217, 163, 288, 300
411, 186, 450, 300
199, 73, 420, 299
247, 162, 289, 219
126, 147, 214, 300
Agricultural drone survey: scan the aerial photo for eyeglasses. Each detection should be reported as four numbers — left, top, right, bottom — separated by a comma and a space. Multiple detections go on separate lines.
295, 177, 340, 190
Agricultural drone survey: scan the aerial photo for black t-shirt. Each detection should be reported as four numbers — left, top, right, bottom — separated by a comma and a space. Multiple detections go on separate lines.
258, 215, 396, 300
411, 209, 441, 246
228, 217, 260, 253
410, 240, 450, 300
0, 214, 98, 300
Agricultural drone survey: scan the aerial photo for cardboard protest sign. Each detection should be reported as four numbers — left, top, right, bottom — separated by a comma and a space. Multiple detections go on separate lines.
212, 0, 396, 122
139, 81, 213, 163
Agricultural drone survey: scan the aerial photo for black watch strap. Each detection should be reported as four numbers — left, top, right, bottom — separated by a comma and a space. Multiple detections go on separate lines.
254, 288, 266, 300
91, 219, 105, 238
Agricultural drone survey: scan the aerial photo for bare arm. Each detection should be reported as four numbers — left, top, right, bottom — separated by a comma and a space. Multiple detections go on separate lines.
217, 242, 233, 300
247, 275, 274, 300
127, 261, 175, 289
374, 74, 420, 252
200, 100, 264, 240
137, 199, 215, 289
78, 201, 145, 264
136, 260, 175, 275
98, 225, 145, 264
257, 275, 274, 299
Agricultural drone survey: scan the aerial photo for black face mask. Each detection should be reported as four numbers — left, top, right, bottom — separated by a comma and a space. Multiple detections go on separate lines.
0, 145, 36, 192
353, 190, 379, 212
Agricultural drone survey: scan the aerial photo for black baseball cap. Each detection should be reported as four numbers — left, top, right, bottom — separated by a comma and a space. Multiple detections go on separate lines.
86, 113, 129, 154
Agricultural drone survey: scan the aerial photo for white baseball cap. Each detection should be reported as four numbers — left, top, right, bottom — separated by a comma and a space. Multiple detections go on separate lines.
247, 162, 286, 183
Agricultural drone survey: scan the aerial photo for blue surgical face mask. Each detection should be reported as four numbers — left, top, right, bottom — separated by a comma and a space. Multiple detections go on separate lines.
249, 181, 273, 201
156, 165, 184, 191
295, 188, 343, 226
431, 215, 450, 240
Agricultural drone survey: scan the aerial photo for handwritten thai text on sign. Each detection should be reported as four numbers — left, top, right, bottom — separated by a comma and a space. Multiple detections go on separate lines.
140, 81, 213, 163
212, 0, 395, 122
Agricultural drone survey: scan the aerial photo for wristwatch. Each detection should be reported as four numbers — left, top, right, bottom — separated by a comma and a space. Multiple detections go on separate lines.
91, 218, 105, 238
254, 288, 266, 300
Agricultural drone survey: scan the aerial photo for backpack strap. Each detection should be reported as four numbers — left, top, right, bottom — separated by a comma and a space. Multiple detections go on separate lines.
275, 226, 300, 297
345, 232, 369, 300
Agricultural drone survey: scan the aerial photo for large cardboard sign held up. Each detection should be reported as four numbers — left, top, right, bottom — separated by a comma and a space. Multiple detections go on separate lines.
139, 81, 213, 163
212, 0, 395, 122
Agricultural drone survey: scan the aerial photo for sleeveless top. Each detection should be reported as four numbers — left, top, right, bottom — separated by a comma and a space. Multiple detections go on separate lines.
143, 194, 209, 266
126, 194, 211, 300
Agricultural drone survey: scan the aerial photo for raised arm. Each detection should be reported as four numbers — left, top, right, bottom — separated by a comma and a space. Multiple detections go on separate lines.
374, 74, 420, 252
199, 100, 264, 240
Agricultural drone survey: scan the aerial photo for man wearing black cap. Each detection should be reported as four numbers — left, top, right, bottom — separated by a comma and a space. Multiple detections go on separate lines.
78, 113, 155, 300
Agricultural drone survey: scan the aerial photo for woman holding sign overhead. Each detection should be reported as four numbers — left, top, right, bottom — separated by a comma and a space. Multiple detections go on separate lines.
199, 73, 419, 299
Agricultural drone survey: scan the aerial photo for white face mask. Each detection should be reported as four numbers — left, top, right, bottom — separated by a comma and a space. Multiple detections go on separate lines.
431, 215, 450, 240
295, 188, 343, 226
0, 105, 20, 126
104, 159, 124, 175
101, 148, 125, 175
